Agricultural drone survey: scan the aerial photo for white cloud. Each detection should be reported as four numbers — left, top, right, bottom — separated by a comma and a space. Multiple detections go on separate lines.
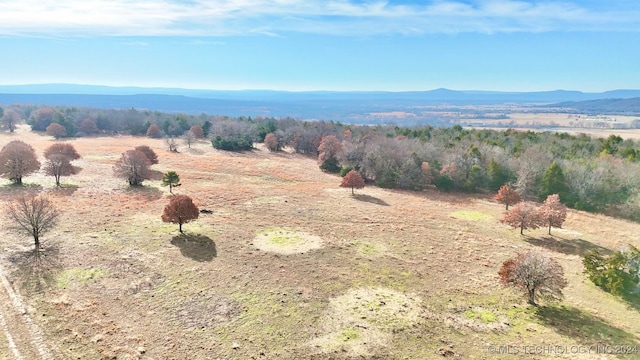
0, 0, 638, 37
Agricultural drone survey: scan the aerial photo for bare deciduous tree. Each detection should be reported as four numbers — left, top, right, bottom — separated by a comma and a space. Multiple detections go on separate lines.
7, 195, 60, 252
2, 108, 20, 132
113, 150, 151, 186
499, 251, 567, 305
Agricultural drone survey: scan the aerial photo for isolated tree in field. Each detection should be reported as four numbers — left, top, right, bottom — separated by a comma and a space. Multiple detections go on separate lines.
340, 169, 365, 195
113, 150, 151, 186
46, 122, 67, 139
189, 125, 204, 139
146, 123, 163, 138
501, 202, 542, 235
43, 143, 81, 187
2, 108, 20, 132
78, 118, 99, 135
161, 195, 199, 233
134, 145, 159, 165
538, 194, 567, 235
166, 137, 178, 152
0, 140, 41, 184
44, 143, 81, 161
161, 171, 181, 194
6, 195, 60, 253
499, 250, 567, 305
183, 130, 196, 148
494, 184, 521, 210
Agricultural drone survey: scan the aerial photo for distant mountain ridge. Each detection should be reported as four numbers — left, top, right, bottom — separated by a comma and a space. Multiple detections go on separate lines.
2, 84, 640, 119
550, 97, 640, 115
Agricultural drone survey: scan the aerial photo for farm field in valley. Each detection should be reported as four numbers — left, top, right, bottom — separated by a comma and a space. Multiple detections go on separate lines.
0, 127, 639, 359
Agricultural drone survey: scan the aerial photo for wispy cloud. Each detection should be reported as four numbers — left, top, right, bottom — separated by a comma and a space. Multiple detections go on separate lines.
0, 0, 638, 37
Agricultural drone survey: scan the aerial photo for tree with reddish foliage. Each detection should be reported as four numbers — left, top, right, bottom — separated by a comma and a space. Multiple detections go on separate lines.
538, 194, 567, 235
161, 195, 199, 233
146, 124, 163, 138
113, 150, 152, 186
0, 140, 41, 185
264, 132, 281, 152
78, 118, 99, 135
46, 122, 67, 139
189, 125, 204, 139
7, 195, 60, 253
500, 202, 542, 235
499, 250, 567, 305
494, 185, 522, 210
340, 169, 365, 195
44, 143, 81, 161
318, 135, 343, 163
134, 145, 159, 165
43, 143, 81, 187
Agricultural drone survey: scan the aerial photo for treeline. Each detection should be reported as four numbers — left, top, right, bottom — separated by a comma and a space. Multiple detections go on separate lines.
2, 104, 640, 220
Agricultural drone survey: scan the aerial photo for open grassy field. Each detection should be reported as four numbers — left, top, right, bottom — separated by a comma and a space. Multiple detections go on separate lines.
0, 127, 639, 359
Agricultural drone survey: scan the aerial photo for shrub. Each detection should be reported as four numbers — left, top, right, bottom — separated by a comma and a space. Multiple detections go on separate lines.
212, 135, 253, 151
434, 174, 454, 192
340, 165, 354, 177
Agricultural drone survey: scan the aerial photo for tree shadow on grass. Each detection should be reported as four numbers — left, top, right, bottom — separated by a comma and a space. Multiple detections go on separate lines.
0, 183, 43, 196
124, 185, 163, 201
49, 184, 79, 196
353, 194, 390, 206
536, 305, 639, 346
7, 244, 63, 294
148, 169, 164, 181
171, 234, 217, 262
523, 236, 613, 257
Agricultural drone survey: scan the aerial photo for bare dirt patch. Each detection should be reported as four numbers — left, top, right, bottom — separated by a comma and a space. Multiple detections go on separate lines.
252, 227, 324, 255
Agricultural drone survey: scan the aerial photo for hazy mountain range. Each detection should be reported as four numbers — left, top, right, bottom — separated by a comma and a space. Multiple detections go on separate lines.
1, 84, 639, 120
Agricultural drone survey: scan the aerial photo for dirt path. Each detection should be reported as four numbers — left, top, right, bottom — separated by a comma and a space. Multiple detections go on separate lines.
0, 261, 53, 360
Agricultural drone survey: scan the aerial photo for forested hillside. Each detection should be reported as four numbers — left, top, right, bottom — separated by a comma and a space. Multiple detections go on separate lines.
2, 104, 640, 221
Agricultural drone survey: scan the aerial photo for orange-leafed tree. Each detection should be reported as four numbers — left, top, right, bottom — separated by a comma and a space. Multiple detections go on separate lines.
161, 195, 199, 233
113, 150, 151, 186
499, 251, 567, 305
46, 122, 67, 139
538, 194, 567, 235
264, 132, 280, 152
0, 140, 41, 185
146, 124, 163, 138
78, 118, 99, 135
134, 145, 159, 165
340, 169, 365, 195
44, 143, 81, 161
189, 125, 204, 139
500, 202, 542, 235
494, 184, 521, 210
318, 135, 343, 163
43, 143, 81, 187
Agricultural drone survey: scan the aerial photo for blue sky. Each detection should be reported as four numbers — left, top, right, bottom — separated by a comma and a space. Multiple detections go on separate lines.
0, 0, 639, 92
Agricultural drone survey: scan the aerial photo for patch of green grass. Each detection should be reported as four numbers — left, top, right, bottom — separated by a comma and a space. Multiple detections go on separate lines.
258, 228, 303, 246
464, 308, 497, 323
338, 327, 360, 342
56, 267, 108, 289
451, 210, 493, 221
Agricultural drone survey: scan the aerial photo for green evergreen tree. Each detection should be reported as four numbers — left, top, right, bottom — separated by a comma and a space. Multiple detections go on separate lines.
487, 159, 512, 191
161, 171, 182, 194
539, 161, 569, 202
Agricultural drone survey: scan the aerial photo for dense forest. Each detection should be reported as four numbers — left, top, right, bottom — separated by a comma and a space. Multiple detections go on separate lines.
2, 104, 640, 221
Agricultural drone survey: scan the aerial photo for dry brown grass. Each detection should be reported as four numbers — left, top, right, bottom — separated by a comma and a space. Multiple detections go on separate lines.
0, 129, 639, 359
